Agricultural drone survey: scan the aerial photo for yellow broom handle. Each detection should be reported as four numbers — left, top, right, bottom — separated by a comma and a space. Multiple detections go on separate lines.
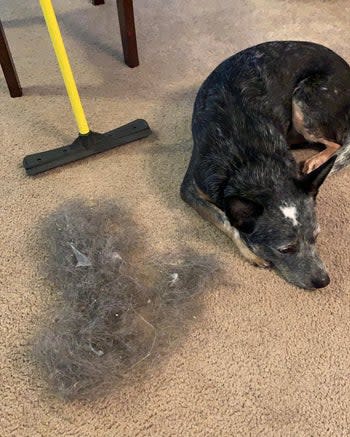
39, 0, 90, 134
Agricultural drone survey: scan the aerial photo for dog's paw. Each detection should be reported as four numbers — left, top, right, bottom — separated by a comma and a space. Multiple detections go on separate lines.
252, 258, 272, 269
302, 154, 330, 174
302, 157, 319, 174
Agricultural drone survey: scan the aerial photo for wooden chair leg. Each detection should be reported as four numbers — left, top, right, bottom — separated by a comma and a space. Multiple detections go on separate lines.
91, 0, 105, 5
116, 0, 139, 68
0, 20, 22, 97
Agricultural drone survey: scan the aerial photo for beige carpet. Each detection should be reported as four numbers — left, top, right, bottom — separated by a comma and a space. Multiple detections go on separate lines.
2, 0, 350, 435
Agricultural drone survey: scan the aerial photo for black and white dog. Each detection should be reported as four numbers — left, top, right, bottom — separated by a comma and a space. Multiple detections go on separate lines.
181, 41, 350, 289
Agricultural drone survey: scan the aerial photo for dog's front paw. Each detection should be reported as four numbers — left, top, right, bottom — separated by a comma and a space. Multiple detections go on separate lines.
233, 229, 271, 268
252, 258, 272, 269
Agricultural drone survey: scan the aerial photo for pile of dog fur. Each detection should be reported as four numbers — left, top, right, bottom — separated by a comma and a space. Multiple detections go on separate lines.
32, 199, 218, 400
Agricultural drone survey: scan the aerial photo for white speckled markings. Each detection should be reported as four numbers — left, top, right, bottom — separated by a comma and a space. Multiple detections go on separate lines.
280, 204, 299, 226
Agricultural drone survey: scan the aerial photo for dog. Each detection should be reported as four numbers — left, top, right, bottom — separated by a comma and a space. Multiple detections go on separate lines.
181, 41, 350, 290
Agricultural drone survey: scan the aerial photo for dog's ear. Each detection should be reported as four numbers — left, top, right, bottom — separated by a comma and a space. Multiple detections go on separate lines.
224, 196, 264, 234
297, 155, 336, 197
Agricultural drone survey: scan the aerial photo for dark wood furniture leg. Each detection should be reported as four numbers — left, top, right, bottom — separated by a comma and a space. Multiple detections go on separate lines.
116, 0, 139, 68
91, 0, 105, 5
0, 20, 22, 97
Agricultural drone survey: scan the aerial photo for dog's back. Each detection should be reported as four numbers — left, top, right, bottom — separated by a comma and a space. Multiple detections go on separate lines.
191, 41, 350, 203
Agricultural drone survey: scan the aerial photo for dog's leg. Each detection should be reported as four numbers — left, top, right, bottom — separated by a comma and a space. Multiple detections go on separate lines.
291, 76, 348, 174
292, 99, 341, 174
302, 140, 341, 174
180, 172, 269, 267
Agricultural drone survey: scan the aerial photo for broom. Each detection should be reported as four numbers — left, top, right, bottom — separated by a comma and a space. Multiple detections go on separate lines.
23, 0, 151, 176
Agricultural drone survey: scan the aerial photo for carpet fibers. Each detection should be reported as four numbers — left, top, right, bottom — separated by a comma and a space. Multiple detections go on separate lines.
1, 0, 350, 435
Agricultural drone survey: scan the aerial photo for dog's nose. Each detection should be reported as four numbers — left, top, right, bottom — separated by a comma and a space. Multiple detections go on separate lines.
311, 274, 330, 289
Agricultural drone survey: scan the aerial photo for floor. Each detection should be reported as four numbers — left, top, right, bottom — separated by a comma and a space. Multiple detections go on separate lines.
2, 0, 350, 435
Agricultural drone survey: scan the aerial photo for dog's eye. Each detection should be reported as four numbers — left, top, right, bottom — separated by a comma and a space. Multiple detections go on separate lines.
278, 244, 298, 254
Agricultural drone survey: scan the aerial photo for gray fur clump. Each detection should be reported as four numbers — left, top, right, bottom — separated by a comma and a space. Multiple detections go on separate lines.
33, 200, 218, 401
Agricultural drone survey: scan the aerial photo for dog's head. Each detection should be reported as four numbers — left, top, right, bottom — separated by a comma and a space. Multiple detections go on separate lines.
224, 157, 336, 290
